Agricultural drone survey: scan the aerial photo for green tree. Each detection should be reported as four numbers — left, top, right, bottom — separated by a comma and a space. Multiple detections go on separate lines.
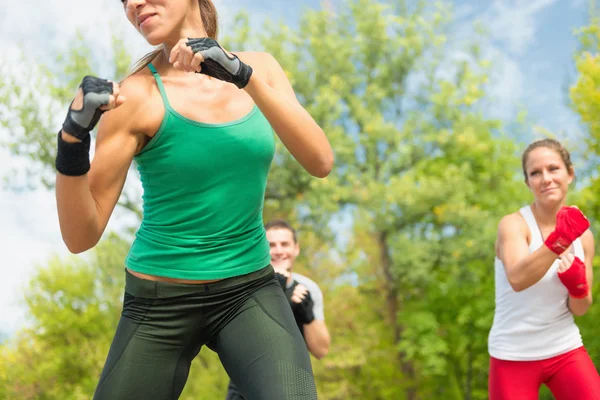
569, 0, 600, 380
255, 1, 529, 398
0, 234, 128, 399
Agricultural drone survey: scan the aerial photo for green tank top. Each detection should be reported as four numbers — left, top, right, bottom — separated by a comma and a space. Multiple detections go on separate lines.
125, 63, 275, 279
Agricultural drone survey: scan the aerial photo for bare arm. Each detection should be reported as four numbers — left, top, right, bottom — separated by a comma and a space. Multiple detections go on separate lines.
56, 80, 139, 253
289, 281, 331, 359
242, 53, 334, 178
304, 320, 331, 360
496, 213, 558, 292
567, 230, 594, 316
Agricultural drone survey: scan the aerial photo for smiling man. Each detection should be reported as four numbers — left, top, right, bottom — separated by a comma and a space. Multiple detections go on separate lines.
225, 219, 331, 400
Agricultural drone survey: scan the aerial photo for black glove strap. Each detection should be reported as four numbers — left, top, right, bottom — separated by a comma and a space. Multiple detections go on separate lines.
186, 37, 253, 89
62, 104, 102, 139
199, 57, 253, 89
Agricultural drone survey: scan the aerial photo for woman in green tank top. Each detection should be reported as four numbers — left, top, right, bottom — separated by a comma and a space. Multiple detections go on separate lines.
53, 0, 333, 398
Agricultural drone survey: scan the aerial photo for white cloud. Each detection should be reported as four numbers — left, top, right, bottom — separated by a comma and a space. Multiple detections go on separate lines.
487, 55, 526, 120
484, 0, 558, 56
479, 0, 584, 142
2, 1, 131, 48
446, 0, 565, 123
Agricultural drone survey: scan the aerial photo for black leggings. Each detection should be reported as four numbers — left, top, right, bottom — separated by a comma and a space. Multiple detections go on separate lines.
226, 380, 247, 400
93, 265, 317, 400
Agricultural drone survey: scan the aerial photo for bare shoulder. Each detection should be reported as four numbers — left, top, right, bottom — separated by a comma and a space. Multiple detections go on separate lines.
235, 51, 281, 79
581, 229, 595, 251
495, 210, 529, 258
234, 51, 277, 67
498, 211, 527, 236
101, 71, 153, 127
99, 68, 163, 144
118, 69, 157, 109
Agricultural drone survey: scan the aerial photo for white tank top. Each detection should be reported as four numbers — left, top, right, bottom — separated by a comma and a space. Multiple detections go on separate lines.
488, 205, 583, 361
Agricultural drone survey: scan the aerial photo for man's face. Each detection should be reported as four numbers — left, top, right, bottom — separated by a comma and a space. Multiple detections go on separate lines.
266, 228, 299, 273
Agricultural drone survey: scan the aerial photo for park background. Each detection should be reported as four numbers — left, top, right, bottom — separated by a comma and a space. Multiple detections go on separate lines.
1, 0, 600, 398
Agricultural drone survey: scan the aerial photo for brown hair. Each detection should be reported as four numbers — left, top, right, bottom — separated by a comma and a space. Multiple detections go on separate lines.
521, 138, 573, 181
126, 0, 219, 78
265, 219, 298, 243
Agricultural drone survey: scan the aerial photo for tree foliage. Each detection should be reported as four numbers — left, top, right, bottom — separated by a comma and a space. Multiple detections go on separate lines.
568, 4, 600, 392
256, 1, 527, 398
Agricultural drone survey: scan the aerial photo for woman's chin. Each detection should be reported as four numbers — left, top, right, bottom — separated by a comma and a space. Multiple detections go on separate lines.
537, 194, 565, 208
145, 36, 164, 47
140, 30, 165, 47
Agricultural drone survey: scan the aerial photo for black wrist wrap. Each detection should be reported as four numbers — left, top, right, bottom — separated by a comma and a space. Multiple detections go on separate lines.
55, 130, 91, 176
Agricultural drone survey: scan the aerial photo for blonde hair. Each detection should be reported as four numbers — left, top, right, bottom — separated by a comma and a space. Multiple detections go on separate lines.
126, 0, 219, 78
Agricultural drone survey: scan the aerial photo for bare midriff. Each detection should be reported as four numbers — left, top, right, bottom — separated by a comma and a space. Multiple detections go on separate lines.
127, 268, 223, 284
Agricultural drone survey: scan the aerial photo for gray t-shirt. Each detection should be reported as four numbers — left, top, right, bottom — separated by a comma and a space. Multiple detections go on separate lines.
289, 272, 325, 321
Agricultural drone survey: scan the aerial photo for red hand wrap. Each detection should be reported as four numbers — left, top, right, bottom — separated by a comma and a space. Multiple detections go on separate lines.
558, 256, 589, 298
544, 207, 590, 255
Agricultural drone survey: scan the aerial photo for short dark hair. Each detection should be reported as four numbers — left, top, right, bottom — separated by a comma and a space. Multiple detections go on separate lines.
265, 219, 297, 243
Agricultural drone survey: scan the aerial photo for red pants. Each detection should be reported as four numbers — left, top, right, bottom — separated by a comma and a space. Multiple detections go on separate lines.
489, 347, 600, 400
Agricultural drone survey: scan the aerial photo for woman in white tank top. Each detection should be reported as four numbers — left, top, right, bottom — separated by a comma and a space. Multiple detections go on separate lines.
488, 139, 600, 399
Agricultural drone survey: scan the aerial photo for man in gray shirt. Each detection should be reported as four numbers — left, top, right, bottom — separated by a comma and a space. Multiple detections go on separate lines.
225, 219, 331, 399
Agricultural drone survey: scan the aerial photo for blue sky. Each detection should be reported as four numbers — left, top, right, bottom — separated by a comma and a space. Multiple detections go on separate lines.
0, 0, 593, 337
452, 0, 588, 135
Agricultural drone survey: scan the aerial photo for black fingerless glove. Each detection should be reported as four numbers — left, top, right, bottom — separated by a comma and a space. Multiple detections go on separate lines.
291, 291, 315, 325
62, 76, 113, 140
186, 37, 253, 89
56, 76, 112, 176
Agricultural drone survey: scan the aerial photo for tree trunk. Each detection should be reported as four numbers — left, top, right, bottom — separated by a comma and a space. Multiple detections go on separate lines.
377, 231, 417, 400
